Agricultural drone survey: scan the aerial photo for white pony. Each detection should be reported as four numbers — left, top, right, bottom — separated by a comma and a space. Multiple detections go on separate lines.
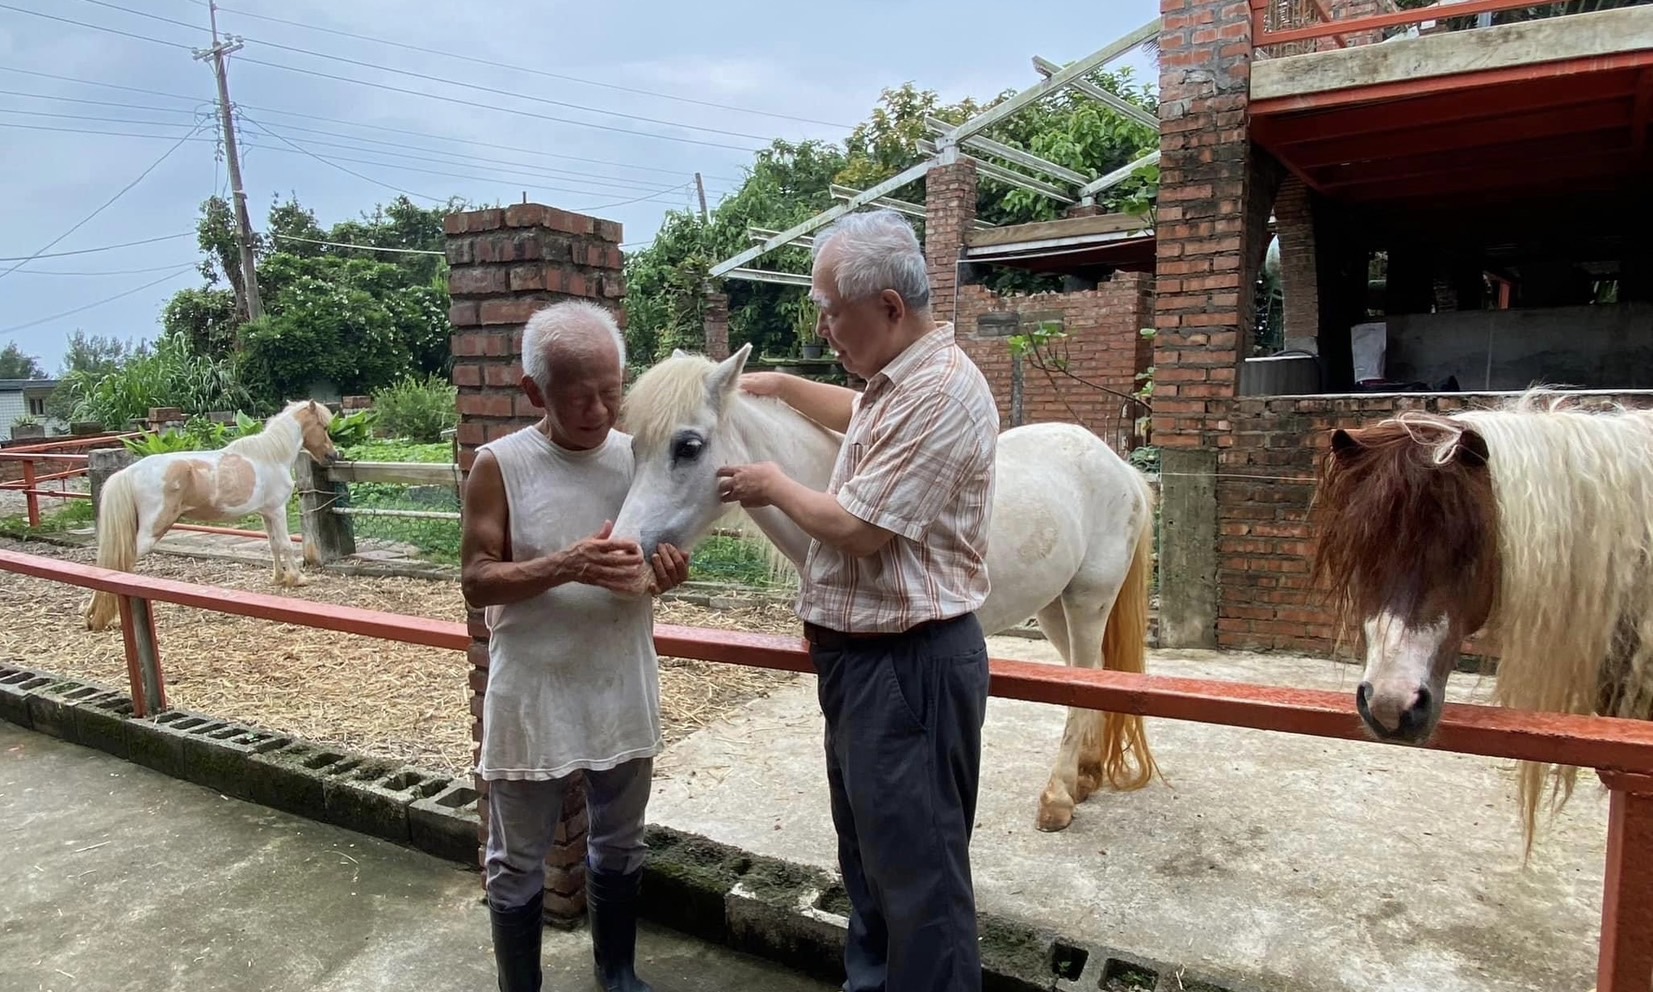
612, 343, 1161, 830
84, 399, 339, 632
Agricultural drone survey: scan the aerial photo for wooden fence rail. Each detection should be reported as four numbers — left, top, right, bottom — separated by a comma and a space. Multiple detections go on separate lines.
0, 546, 1648, 990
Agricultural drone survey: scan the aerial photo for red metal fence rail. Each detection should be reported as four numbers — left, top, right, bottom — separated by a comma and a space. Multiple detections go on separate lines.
1250, 0, 1615, 50
0, 546, 1647, 990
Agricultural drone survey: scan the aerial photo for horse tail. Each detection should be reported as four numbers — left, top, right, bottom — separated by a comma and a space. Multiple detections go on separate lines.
84, 468, 138, 632
1095, 476, 1160, 792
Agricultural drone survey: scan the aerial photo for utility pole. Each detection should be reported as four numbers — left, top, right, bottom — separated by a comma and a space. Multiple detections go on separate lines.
193, 0, 262, 331
694, 172, 709, 221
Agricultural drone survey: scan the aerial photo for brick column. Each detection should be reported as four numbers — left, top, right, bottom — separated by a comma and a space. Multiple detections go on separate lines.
1274, 175, 1319, 348
703, 287, 730, 360
1153, 0, 1284, 648
446, 202, 624, 926
923, 160, 978, 323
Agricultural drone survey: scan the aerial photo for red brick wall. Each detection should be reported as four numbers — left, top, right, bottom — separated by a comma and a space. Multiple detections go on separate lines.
1273, 175, 1318, 345
954, 275, 1155, 450
924, 159, 977, 316
446, 202, 624, 924
1217, 391, 1653, 655
1153, 0, 1281, 451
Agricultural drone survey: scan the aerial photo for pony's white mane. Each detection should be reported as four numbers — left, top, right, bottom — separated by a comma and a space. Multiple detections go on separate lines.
224, 399, 330, 464
1450, 388, 1653, 837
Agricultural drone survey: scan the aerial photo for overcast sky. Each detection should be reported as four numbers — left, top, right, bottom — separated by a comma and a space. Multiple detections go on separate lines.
0, 0, 1159, 373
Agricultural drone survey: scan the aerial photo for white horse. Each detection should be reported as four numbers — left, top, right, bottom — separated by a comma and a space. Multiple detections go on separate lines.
84, 399, 339, 632
612, 343, 1161, 830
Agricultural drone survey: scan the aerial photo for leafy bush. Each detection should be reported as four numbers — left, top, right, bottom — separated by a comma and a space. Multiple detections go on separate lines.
371, 374, 456, 443
327, 408, 378, 448
62, 332, 249, 430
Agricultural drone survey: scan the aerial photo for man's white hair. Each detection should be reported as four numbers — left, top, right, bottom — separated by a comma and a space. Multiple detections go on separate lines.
520, 299, 626, 392
813, 209, 931, 312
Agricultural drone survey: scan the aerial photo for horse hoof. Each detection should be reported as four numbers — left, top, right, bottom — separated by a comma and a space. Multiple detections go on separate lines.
1075, 766, 1104, 801
1036, 796, 1075, 832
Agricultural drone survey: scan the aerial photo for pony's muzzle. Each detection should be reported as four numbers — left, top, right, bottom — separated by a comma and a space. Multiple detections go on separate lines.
1356, 681, 1434, 742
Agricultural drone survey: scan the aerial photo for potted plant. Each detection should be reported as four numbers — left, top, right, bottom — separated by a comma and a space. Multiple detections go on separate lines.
801, 336, 825, 360
10, 415, 45, 440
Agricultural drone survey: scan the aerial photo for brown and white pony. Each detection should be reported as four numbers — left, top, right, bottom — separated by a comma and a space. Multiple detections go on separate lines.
84, 399, 339, 631
1309, 389, 1653, 853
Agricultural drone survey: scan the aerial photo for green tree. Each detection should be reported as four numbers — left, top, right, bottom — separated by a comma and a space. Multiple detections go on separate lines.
0, 343, 45, 379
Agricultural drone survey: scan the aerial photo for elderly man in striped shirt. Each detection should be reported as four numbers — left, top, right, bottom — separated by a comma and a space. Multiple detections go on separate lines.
716, 208, 999, 992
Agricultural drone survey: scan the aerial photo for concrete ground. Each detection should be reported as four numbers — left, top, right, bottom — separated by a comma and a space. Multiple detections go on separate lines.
650, 637, 1611, 992
0, 722, 835, 992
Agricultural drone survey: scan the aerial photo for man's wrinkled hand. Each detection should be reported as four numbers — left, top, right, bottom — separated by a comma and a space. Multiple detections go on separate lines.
646, 543, 691, 595
565, 520, 646, 594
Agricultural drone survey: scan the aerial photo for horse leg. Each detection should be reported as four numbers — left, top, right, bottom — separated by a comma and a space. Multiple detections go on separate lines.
1033, 600, 1088, 832
1038, 590, 1117, 832
261, 507, 305, 587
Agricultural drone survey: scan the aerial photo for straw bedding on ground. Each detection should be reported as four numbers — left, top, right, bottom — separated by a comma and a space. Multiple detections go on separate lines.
0, 536, 800, 775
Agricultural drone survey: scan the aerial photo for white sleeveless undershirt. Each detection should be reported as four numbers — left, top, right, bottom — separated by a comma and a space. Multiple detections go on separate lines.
476, 425, 661, 781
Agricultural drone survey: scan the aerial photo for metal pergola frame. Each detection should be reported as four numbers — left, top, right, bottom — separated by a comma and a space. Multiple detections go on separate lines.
708, 16, 1163, 285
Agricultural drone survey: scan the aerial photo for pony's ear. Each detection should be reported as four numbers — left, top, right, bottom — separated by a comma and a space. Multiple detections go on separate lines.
706, 342, 753, 409
671, 348, 690, 359
1330, 428, 1362, 457
1454, 428, 1489, 467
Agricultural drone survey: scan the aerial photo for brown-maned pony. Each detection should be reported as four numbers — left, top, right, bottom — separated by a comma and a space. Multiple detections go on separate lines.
1308, 388, 1653, 856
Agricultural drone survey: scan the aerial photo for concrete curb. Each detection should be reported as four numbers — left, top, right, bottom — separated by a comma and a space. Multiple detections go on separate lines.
0, 663, 482, 868
0, 661, 1265, 992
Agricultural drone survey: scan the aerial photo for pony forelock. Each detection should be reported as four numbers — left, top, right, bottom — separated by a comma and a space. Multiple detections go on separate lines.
621, 352, 719, 455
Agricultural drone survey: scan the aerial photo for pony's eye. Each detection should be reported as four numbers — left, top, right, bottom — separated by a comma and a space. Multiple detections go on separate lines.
672, 438, 703, 462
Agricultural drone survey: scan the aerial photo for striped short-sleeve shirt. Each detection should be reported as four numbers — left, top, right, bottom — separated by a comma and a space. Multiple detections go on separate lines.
796, 322, 999, 634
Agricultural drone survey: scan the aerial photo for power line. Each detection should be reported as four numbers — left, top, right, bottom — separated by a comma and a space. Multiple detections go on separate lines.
0, 118, 208, 284
269, 233, 444, 256
5, 1, 768, 152
0, 232, 196, 261
237, 120, 719, 196
6, 261, 200, 276
0, 1, 194, 49
575, 182, 698, 214
0, 119, 224, 142
236, 115, 440, 203
0, 265, 199, 337
75, 0, 854, 131
0, 71, 748, 182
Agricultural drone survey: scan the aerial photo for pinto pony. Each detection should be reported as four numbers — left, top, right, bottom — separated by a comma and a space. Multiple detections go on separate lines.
1308, 389, 1653, 853
610, 344, 1161, 831
84, 399, 340, 632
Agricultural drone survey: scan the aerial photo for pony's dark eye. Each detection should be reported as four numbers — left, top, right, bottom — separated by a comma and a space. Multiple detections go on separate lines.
672, 437, 703, 462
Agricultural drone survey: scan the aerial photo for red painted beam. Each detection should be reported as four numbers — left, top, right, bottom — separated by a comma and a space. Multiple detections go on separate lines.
1252, 71, 1639, 146
1256, 0, 1611, 47
1251, 50, 1653, 116
1312, 129, 1632, 190
1336, 156, 1635, 203
7, 547, 1653, 777
1281, 100, 1634, 170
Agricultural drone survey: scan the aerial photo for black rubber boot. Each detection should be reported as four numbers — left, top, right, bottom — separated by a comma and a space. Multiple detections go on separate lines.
587, 864, 653, 992
489, 890, 544, 992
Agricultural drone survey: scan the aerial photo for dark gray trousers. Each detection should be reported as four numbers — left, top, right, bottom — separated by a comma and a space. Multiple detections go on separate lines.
807, 612, 990, 992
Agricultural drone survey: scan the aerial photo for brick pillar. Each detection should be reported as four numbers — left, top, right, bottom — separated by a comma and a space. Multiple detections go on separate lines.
1153, 0, 1284, 649
1274, 175, 1320, 348
446, 202, 623, 926
923, 160, 978, 323
703, 287, 730, 360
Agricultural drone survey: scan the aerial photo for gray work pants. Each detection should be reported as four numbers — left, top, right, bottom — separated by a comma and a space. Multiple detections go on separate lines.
483, 757, 653, 912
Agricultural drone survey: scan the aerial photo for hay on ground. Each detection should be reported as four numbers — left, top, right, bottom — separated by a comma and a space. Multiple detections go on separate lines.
0, 537, 800, 775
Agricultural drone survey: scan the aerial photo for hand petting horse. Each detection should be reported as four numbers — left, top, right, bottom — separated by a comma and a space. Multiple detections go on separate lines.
83, 399, 340, 632
1309, 388, 1653, 855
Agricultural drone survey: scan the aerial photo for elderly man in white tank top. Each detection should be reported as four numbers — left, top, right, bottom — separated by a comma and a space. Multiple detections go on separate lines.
460, 300, 690, 992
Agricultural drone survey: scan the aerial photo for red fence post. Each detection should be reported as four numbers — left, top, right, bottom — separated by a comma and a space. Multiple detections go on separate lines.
1597, 770, 1653, 992
116, 595, 167, 718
